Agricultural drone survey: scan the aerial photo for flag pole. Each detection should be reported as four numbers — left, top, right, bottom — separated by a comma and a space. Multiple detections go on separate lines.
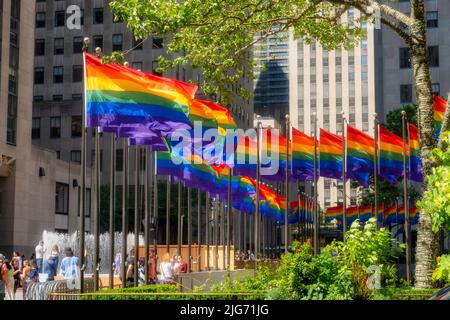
373, 113, 379, 227
187, 187, 192, 272
255, 120, 261, 271
144, 147, 150, 285
215, 197, 219, 270
79, 37, 90, 293
221, 200, 226, 270
177, 182, 182, 256
243, 212, 247, 259
153, 152, 158, 277
134, 147, 140, 287
121, 138, 129, 288
285, 114, 290, 254
313, 113, 319, 255
197, 189, 201, 272
206, 192, 210, 271
341, 111, 347, 242
93, 127, 101, 291
166, 176, 171, 254
401, 111, 411, 285
227, 168, 232, 269
108, 134, 116, 289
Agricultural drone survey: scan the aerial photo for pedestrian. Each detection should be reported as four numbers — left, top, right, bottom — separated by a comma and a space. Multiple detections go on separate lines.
178, 256, 188, 273
172, 254, 181, 275
12, 259, 21, 299
44, 245, 60, 281
148, 249, 157, 284
35, 240, 46, 273
114, 252, 121, 276
12, 251, 23, 271
125, 248, 135, 287
159, 253, 174, 284
20, 260, 31, 300
0, 254, 6, 301
59, 248, 79, 280
24, 260, 39, 300
1, 259, 14, 300
137, 258, 145, 286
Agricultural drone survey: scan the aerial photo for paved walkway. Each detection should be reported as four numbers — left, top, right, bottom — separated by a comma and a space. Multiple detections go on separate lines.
4, 288, 24, 300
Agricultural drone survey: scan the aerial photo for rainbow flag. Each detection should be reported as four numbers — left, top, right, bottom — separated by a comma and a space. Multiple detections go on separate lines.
261, 128, 291, 181
359, 204, 373, 222
292, 128, 315, 181
347, 125, 374, 187
376, 204, 384, 223
319, 129, 343, 180
232, 133, 257, 178
410, 206, 420, 225
434, 95, 446, 140
383, 203, 397, 225
408, 123, 423, 182
379, 125, 406, 184
84, 53, 197, 141
289, 201, 300, 224
325, 205, 343, 223
347, 206, 359, 225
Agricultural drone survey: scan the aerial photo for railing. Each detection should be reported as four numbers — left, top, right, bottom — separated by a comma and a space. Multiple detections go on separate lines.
26, 278, 95, 300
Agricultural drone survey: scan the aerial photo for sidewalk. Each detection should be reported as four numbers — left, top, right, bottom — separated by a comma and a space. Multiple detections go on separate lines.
4, 288, 24, 300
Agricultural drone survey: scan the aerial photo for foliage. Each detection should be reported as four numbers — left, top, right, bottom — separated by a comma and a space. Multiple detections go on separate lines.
418, 132, 450, 233
384, 104, 418, 137
81, 284, 178, 300
432, 255, 450, 285
108, 0, 365, 103
371, 288, 437, 300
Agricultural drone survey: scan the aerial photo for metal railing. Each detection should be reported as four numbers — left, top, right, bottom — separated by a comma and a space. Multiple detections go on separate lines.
26, 278, 95, 300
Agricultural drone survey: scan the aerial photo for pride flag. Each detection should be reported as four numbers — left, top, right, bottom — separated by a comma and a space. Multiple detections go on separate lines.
232, 133, 257, 178
319, 129, 343, 180
347, 206, 359, 225
383, 203, 397, 225
434, 95, 446, 140
292, 128, 315, 181
410, 206, 420, 225
289, 201, 300, 224
325, 205, 343, 223
261, 128, 291, 181
359, 204, 373, 222
408, 123, 423, 182
84, 53, 197, 141
347, 125, 374, 187
379, 125, 406, 184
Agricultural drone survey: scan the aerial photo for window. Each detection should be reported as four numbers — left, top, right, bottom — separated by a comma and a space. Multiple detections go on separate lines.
54, 38, 64, 55
432, 83, 440, 96
310, 58, 316, 67
132, 62, 143, 70
361, 39, 368, 49
116, 149, 123, 171
361, 55, 368, 65
336, 57, 342, 66
71, 150, 81, 163
152, 37, 163, 49
93, 35, 103, 50
348, 72, 355, 81
73, 36, 83, 53
310, 74, 316, 83
33, 95, 43, 102
112, 34, 123, 51
55, 183, 69, 214
72, 65, 82, 82
426, 11, 438, 28
50, 117, 61, 138
428, 46, 439, 67
400, 84, 413, 103
53, 66, 63, 83
35, 39, 45, 56
93, 8, 103, 24
71, 116, 82, 137
323, 73, 329, 83
361, 72, 368, 81
132, 38, 143, 50
32, 118, 40, 139
53, 95, 63, 101
36, 12, 45, 28
34, 67, 44, 84
348, 56, 354, 65
399, 47, 411, 68
56, 151, 61, 160
336, 73, 342, 82
55, 11, 65, 27
72, 93, 82, 101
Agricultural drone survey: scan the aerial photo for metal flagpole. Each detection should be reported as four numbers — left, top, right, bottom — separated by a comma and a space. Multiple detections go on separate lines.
285, 115, 290, 254
144, 147, 150, 285
108, 135, 116, 289
313, 113, 319, 255
166, 176, 171, 254
255, 120, 261, 270
221, 201, 226, 270
197, 189, 201, 272
121, 138, 129, 288
178, 182, 182, 256
297, 191, 301, 242
206, 192, 210, 271
401, 111, 412, 285
373, 113, 379, 226
227, 168, 232, 269
215, 197, 219, 270
79, 37, 90, 293
152, 152, 158, 277
342, 111, 347, 242
243, 213, 247, 257
134, 147, 140, 287
187, 187, 192, 272
93, 127, 101, 291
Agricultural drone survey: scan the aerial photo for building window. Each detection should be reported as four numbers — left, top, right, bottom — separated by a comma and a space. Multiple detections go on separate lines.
132, 37, 143, 50
71, 150, 81, 163
132, 62, 143, 70
323, 73, 329, 83
426, 11, 438, 28
323, 57, 328, 66
54, 38, 64, 55
34, 67, 44, 84
348, 72, 355, 82
53, 66, 64, 83
310, 74, 316, 83
336, 73, 342, 82
72, 93, 82, 101
116, 149, 123, 171
428, 46, 439, 67
361, 55, 368, 65
152, 37, 163, 49
35, 39, 45, 56
361, 72, 368, 81
36, 12, 45, 28
56, 151, 61, 160
7, 95, 18, 146
361, 39, 368, 49
93, 35, 103, 50
32, 118, 40, 139
336, 57, 342, 66
348, 56, 354, 65
400, 84, 413, 103
112, 34, 123, 51
55, 11, 65, 27
72, 65, 82, 82
432, 83, 440, 96
53, 95, 63, 101
93, 8, 103, 24
33, 95, 43, 102
73, 36, 83, 54
50, 117, 61, 138
399, 47, 411, 69
55, 183, 69, 215
71, 116, 82, 137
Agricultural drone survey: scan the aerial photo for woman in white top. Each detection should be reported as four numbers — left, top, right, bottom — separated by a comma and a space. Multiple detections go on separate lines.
159, 253, 174, 284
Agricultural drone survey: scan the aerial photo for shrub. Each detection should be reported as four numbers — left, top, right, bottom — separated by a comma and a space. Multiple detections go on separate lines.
81, 284, 179, 300
432, 254, 450, 285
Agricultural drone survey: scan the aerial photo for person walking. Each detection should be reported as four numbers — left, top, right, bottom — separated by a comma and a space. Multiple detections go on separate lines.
20, 260, 31, 300
0, 254, 6, 301
35, 240, 46, 273
44, 245, 60, 281
59, 248, 79, 280
148, 249, 157, 284
11, 259, 21, 299
1, 259, 14, 300
159, 253, 174, 284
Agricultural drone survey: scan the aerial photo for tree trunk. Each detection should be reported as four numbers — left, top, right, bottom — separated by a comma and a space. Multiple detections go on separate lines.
409, 2, 440, 288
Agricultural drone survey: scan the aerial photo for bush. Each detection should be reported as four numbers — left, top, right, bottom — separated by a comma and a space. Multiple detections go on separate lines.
81, 284, 179, 300
432, 254, 450, 285
371, 288, 437, 300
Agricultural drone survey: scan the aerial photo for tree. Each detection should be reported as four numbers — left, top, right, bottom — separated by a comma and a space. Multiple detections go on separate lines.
109, 0, 439, 288
384, 104, 418, 137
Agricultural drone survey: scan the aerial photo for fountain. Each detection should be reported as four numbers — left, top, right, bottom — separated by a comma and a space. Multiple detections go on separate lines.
42, 230, 144, 274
